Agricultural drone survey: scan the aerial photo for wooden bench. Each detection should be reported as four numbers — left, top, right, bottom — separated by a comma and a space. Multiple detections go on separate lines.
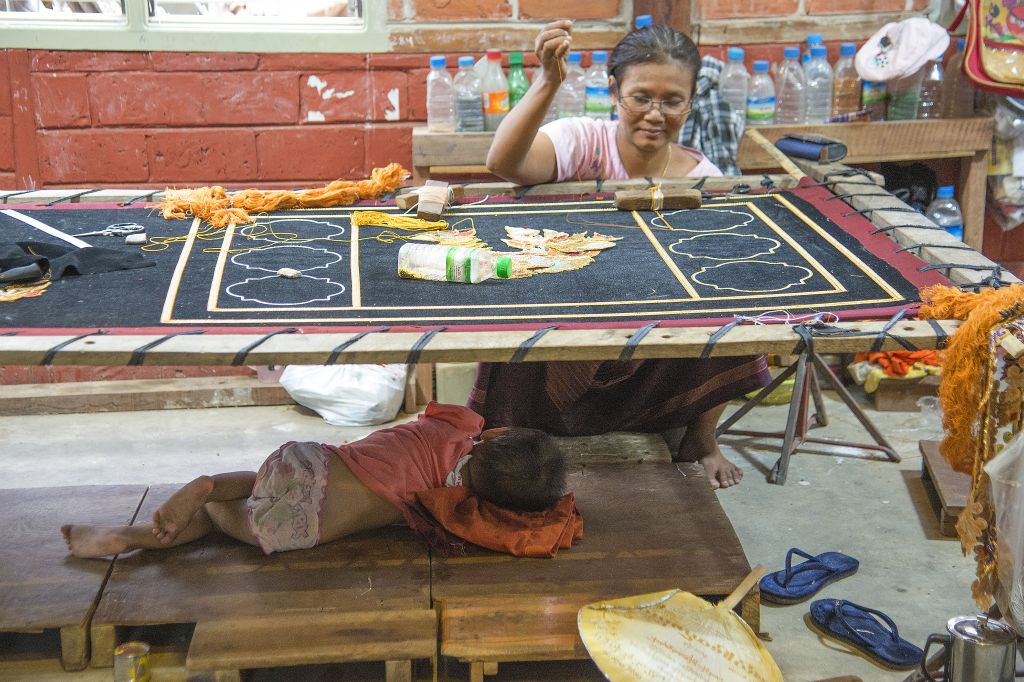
0, 485, 147, 671
186, 609, 437, 682
919, 439, 970, 537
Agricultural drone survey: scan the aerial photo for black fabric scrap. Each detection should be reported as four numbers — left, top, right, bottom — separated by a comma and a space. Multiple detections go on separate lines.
0, 241, 154, 281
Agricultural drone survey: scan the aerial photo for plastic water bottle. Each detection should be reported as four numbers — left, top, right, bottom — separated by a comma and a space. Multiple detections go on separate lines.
480, 49, 509, 131
426, 55, 455, 133
918, 58, 945, 119
635, 14, 653, 28
862, 80, 887, 120
925, 186, 964, 241
585, 50, 612, 119
532, 66, 557, 124
944, 38, 976, 118
746, 60, 776, 126
775, 47, 807, 124
887, 68, 923, 120
802, 33, 823, 66
454, 56, 484, 132
720, 47, 750, 119
555, 51, 586, 118
507, 51, 530, 109
804, 45, 834, 123
398, 244, 512, 284
832, 42, 861, 117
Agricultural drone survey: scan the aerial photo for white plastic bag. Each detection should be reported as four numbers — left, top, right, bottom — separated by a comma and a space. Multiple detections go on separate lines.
279, 364, 408, 426
985, 430, 1024, 634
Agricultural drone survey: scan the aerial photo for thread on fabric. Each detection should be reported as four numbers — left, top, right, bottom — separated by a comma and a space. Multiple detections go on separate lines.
159, 163, 409, 227
649, 187, 664, 211
918, 284, 1024, 474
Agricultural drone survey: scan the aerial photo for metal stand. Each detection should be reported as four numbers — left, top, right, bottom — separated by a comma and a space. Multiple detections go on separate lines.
716, 349, 900, 485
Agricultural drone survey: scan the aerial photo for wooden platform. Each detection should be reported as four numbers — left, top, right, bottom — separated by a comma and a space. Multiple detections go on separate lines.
89, 485, 433, 674
919, 440, 970, 537
0, 485, 147, 671
434, 461, 757, 680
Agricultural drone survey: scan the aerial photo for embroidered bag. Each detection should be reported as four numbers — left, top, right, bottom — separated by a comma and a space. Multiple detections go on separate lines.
950, 0, 1024, 96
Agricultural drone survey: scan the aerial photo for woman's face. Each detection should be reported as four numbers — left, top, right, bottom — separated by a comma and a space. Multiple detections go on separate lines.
612, 60, 695, 155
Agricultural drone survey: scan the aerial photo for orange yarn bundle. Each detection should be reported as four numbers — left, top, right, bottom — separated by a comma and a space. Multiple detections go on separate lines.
918, 283, 1024, 474
159, 163, 409, 227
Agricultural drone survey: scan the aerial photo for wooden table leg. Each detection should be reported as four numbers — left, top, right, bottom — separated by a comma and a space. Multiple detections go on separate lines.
59, 624, 88, 671
385, 659, 412, 682
960, 148, 990, 251
90, 622, 116, 667
739, 587, 761, 634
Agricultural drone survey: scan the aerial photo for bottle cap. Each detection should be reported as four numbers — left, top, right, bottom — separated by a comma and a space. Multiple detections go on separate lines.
495, 256, 512, 279
957, 38, 966, 51
807, 33, 823, 45
568, 51, 582, 63
486, 49, 501, 61
810, 45, 827, 58
635, 14, 652, 28
592, 50, 608, 63
509, 51, 523, 65
783, 46, 800, 60
430, 55, 447, 68
936, 185, 955, 198
840, 42, 856, 57
727, 47, 745, 61
458, 56, 474, 68
753, 60, 770, 73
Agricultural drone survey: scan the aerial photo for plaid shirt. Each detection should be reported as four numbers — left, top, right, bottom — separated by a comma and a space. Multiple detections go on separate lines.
680, 56, 743, 176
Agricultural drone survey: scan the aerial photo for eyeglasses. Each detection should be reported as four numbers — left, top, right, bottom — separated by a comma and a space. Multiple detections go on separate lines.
618, 95, 691, 117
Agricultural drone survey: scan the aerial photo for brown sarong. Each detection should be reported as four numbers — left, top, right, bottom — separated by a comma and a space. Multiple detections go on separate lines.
467, 357, 770, 436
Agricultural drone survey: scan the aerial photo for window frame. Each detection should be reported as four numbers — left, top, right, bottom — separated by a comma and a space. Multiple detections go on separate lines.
0, 0, 387, 53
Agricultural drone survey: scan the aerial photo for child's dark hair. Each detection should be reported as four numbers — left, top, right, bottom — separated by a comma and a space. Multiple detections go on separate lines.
471, 428, 567, 512
609, 25, 701, 93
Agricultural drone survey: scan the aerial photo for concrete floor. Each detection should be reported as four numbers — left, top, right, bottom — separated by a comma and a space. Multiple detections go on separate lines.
0, 386, 980, 681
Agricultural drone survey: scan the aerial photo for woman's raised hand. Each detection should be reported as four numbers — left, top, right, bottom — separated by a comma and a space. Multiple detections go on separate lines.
534, 19, 573, 83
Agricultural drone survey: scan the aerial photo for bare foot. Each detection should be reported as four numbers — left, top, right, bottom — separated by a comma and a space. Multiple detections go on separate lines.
700, 448, 743, 490
152, 476, 214, 544
61, 524, 128, 558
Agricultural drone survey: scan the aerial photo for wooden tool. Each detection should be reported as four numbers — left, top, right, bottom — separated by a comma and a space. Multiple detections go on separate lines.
418, 180, 452, 221
614, 187, 702, 211
396, 182, 465, 218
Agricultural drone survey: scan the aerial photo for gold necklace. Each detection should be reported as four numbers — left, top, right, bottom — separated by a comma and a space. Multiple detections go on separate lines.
658, 146, 673, 178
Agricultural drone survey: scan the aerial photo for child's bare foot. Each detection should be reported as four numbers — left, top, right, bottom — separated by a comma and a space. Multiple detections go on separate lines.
700, 448, 743, 490
152, 476, 214, 544
61, 524, 128, 558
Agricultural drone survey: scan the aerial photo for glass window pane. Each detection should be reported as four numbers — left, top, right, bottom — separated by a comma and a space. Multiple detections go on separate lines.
149, 0, 360, 19
0, 0, 124, 15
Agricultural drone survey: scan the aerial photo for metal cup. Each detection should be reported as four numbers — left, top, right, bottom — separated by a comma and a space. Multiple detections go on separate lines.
113, 641, 151, 682
922, 615, 1017, 682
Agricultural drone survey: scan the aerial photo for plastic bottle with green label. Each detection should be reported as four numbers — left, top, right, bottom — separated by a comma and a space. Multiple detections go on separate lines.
398, 244, 512, 284
746, 60, 776, 126
508, 51, 530, 109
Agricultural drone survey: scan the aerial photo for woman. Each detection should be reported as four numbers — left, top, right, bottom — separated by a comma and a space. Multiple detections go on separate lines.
474, 20, 770, 489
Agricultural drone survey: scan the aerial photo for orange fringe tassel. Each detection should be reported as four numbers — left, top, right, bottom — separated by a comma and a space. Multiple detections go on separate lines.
158, 163, 409, 228
918, 283, 1024, 474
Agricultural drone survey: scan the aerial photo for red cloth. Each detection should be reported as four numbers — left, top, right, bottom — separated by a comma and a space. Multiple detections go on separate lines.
414, 487, 584, 558
853, 350, 943, 377
326, 402, 482, 516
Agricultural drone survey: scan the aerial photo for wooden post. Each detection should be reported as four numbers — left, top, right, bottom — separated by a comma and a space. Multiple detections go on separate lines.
960, 147, 989, 250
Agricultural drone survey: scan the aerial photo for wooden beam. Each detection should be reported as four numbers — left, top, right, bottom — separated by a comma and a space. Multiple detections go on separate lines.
633, 0, 691, 34
694, 12, 924, 45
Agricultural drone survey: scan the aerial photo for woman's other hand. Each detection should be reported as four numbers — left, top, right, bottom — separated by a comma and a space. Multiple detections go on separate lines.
534, 19, 573, 84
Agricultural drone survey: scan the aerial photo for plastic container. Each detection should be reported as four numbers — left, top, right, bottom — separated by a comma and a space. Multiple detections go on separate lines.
584, 50, 612, 119
555, 51, 586, 118
887, 68, 924, 121
398, 244, 512, 284
635, 14, 652, 28
507, 51, 530, 109
803, 45, 834, 123
426, 55, 455, 133
918, 58, 945, 119
775, 46, 807, 124
925, 185, 964, 241
944, 38, 976, 118
802, 33, 823, 66
480, 49, 510, 131
720, 47, 750, 119
862, 80, 887, 120
747, 60, 776, 126
454, 55, 484, 132
832, 42, 861, 117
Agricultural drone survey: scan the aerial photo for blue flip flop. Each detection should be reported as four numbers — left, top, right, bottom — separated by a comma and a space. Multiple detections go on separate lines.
808, 599, 924, 670
759, 548, 859, 604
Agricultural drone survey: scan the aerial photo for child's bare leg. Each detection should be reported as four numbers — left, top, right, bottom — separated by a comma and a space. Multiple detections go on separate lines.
152, 472, 257, 545
62, 507, 214, 559
204, 499, 260, 547
674, 402, 744, 490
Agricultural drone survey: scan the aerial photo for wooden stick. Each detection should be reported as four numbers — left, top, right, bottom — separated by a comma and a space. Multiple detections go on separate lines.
614, 188, 701, 211
721, 565, 765, 611
745, 128, 807, 182
396, 184, 465, 212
